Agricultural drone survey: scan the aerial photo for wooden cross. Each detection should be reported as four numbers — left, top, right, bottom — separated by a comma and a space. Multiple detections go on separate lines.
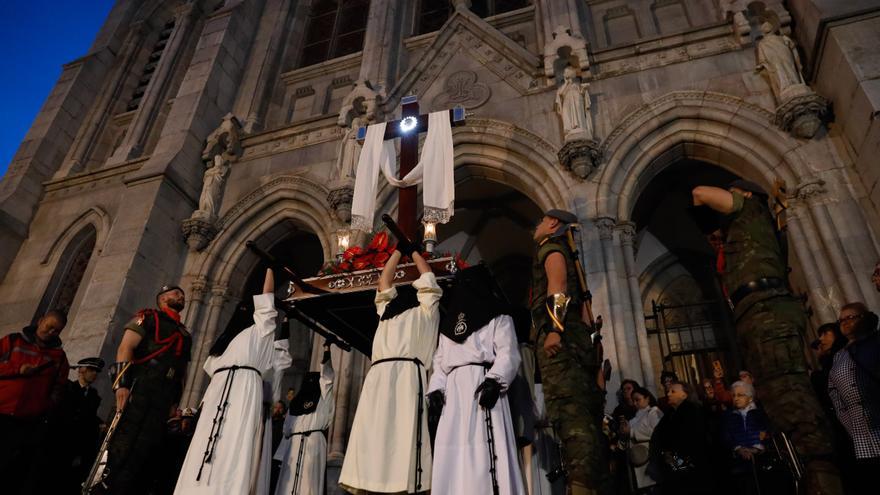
358, 95, 466, 240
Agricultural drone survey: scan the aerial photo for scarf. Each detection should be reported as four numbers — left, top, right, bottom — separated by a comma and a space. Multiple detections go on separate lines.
351, 111, 455, 232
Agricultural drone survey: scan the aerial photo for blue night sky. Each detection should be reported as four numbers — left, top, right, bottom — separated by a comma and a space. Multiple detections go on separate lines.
0, 1, 116, 178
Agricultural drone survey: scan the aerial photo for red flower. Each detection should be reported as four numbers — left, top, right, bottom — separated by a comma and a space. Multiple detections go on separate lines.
343, 246, 363, 260
373, 252, 390, 266
352, 259, 369, 270
368, 232, 389, 252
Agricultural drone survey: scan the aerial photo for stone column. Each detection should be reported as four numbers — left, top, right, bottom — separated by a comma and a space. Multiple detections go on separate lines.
357, 0, 401, 94
617, 221, 655, 390
184, 276, 209, 330
233, 0, 296, 133
595, 217, 641, 386
801, 185, 864, 304
183, 284, 229, 407
108, 3, 202, 164
56, 23, 149, 177
785, 200, 839, 324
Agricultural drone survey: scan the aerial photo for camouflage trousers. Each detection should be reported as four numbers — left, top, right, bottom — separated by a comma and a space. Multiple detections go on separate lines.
536, 327, 610, 495
736, 296, 843, 495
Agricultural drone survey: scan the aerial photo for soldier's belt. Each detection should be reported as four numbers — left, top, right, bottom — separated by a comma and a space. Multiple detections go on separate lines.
729, 277, 786, 307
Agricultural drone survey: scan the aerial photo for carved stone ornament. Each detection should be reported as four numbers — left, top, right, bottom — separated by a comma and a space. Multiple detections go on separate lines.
432, 70, 491, 109
595, 217, 616, 241
328, 186, 355, 223
543, 26, 590, 81
774, 91, 830, 139
181, 218, 219, 252
558, 138, 601, 180
192, 113, 242, 223
337, 79, 384, 128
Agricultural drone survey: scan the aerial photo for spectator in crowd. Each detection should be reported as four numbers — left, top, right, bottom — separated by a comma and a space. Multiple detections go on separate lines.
613, 379, 641, 421
0, 309, 70, 494
829, 302, 880, 494
657, 371, 678, 413
737, 370, 753, 385
57, 357, 105, 493
612, 379, 641, 493
720, 381, 783, 495
620, 386, 663, 493
810, 323, 847, 417
651, 381, 710, 495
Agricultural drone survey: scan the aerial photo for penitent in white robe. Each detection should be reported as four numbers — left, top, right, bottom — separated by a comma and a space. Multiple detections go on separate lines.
255, 338, 294, 495
174, 294, 276, 495
339, 271, 442, 494
273, 357, 335, 495
428, 314, 526, 495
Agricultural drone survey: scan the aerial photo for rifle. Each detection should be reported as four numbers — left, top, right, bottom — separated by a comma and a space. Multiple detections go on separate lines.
83, 382, 135, 494
246, 241, 326, 295
563, 226, 600, 333
276, 299, 352, 352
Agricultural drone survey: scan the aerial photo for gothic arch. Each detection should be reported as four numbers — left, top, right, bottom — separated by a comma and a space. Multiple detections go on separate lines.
594, 91, 807, 220
194, 175, 334, 295
40, 206, 111, 266
373, 118, 574, 225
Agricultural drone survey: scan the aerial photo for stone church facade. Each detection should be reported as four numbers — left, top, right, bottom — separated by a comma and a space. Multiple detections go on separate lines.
2, 0, 880, 488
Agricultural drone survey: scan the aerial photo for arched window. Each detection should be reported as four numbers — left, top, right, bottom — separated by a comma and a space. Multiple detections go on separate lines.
33, 225, 97, 320
416, 0, 530, 35
469, 0, 529, 18
299, 0, 371, 68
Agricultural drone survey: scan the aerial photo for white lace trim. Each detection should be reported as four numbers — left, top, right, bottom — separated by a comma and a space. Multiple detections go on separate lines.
350, 214, 373, 233
422, 202, 454, 224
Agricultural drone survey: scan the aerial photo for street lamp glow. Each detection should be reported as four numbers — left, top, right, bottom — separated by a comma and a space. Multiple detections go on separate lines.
399, 116, 418, 133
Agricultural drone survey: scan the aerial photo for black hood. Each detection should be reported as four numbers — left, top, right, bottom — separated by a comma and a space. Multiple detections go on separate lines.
439, 265, 508, 343
289, 371, 322, 416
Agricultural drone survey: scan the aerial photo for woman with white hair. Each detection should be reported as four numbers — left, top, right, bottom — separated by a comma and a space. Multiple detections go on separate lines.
720, 381, 780, 494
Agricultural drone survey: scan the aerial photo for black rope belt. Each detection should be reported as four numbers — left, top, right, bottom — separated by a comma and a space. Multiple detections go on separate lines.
288, 429, 325, 495
371, 357, 426, 492
196, 365, 261, 481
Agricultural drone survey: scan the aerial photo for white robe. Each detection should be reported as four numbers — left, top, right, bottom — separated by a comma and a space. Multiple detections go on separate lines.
340, 271, 442, 494
428, 315, 526, 495
255, 338, 294, 495
273, 357, 335, 494
174, 294, 276, 495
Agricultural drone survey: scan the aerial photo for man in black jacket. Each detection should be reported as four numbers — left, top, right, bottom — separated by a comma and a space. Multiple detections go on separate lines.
651, 381, 711, 495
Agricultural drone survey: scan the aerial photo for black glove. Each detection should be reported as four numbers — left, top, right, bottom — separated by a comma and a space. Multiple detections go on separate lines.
321, 347, 331, 364
397, 239, 421, 258
475, 378, 501, 409
427, 390, 445, 424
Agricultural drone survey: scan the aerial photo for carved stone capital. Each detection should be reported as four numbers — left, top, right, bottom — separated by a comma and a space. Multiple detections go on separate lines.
615, 221, 637, 246
190, 277, 209, 298
793, 178, 827, 201
774, 90, 830, 139
558, 138, 601, 180
328, 186, 355, 223
181, 218, 218, 252
210, 285, 229, 305
595, 217, 617, 241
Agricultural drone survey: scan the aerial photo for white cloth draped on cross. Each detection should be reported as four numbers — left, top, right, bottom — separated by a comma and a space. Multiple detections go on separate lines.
350, 111, 455, 232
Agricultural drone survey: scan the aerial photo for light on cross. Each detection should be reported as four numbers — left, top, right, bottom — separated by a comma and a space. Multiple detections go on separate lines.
399, 116, 418, 133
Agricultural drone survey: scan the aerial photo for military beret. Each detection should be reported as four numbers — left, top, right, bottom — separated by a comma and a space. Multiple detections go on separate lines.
728, 179, 768, 197
157, 285, 185, 298
74, 357, 105, 371
545, 209, 577, 225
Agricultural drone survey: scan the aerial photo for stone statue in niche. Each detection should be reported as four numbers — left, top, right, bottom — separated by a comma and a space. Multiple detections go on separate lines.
755, 15, 807, 101
555, 65, 593, 141
194, 113, 241, 222
335, 115, 365, 183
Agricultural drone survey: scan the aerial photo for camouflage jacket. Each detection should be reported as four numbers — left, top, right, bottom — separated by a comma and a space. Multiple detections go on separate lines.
530, 235, 586, 334
722, 192, 788, 307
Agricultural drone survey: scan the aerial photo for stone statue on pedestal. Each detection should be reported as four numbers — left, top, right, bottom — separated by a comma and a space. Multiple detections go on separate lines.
753, 13, 829, 139
555, 66, 593, 141
183, 114, 242, 251
755, 20, 806, 101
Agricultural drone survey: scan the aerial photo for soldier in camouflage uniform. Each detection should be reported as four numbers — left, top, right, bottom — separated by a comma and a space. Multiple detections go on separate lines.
92, 285, 192, 494
692, 180, 843, 495
530, 209, 609, 495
